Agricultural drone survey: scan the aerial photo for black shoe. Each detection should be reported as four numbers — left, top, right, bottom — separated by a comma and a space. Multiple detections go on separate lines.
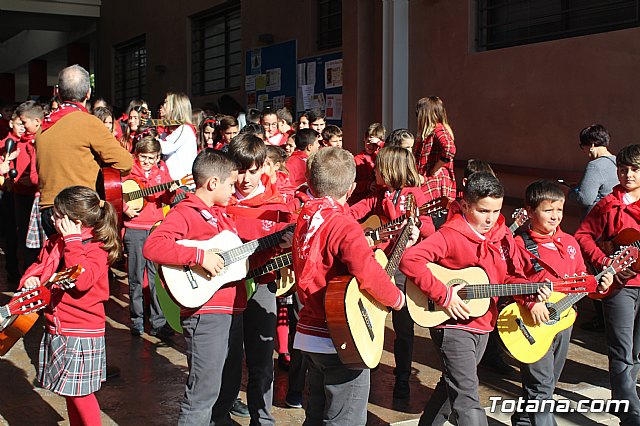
130, 326, 143, 336
393, 380, 410, 399
150, 325, 175, 339
106, 365, 120, 380
230, 398, 250, 417
580, 317, 605, 333
285, 393, 303, 408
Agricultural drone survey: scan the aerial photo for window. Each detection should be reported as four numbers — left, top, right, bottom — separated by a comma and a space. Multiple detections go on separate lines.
477, 0, 640, 50
318, 0, 342, 50
114, 36, 146, 108
192, 1, 241, 96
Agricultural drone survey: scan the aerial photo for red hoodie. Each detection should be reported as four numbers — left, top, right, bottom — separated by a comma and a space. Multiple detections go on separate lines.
399, 213, 528, 333
286, 150, 308, 188
143, 193, 246, 316
227, 174, 295, 284
349, 187, 436, 251
20, 230, 110, 337
575, 185, 640, 287
123, 159, 174, 230
274, 170, 296, 210
351, 150, 378, 205
293, 197, 404, 339
12, 133, 38, 195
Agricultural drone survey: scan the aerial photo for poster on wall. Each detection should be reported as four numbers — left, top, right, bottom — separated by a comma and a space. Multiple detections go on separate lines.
266, 68, 281, 92
251, 49, 262, 74
246, 40, 297, 114
325, 59, 343, 89
325, 94, 342, 120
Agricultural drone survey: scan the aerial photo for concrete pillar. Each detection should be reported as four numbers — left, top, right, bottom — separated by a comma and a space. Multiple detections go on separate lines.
28, 59, 48, 98
0, 74, 16, 103
382, 0, 409, 130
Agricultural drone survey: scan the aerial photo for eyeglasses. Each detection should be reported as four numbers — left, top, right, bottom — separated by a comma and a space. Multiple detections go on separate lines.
133, 106, 149, 115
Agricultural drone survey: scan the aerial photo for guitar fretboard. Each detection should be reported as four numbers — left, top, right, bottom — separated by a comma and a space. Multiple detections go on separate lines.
124, 180, 179, 202
220, 226, 293, 265
247, 252, 293, 279
461, 282, 552, 299
368, 198, 447, 240
550, 266, 613, 315
142, 118, 185, 127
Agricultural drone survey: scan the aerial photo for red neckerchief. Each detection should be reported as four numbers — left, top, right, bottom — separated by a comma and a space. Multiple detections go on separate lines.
442, 212, 507, 260
212, 140, 228, 151
293, 196, 345, 288
228, 174, 286, 208
599, 185, 640, 234
21, 133, 35, 144
527, 228, 569, 258
18, 227, 95, 290
41, 102, 88, 132
267, 131, 285, 146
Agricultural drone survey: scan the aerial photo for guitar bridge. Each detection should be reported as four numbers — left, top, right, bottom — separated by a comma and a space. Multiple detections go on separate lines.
358, 299, 375, 342
183, 266, 198, 289
516, 318, 535, 345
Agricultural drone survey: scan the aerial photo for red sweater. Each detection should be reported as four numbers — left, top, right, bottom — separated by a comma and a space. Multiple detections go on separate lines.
227, 175, 294, 284
123, 159, 174, 230
10, 134, 38, 195
514, 228, 587, 309
351, 150, 377, 205
143, 193, 247, 316
286, 150, 308, 188
349, 187, 436, 251
575, 185, 640, 287
274, 171, 296, 210
399, 213, 528, 333
293, 197, 404, 339
21, 233, 110, 337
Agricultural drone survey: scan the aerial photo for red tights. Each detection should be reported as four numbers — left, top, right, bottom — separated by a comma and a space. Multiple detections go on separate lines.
66, 394, 101, 426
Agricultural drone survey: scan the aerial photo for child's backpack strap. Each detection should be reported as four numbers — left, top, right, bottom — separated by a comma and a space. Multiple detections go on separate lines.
517, 229, 545, 273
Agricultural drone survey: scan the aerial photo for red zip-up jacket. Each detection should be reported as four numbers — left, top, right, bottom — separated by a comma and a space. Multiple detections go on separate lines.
351, 150, 377, 205
12, 134, 38, 195
227, 174, 295, 284
575, 185, 640, 287
123, 159, 174, 230
143, 193, 246, 316
286, 150, 308, 188
400, 213, 528, 333
21, 233, 110, 337
293, 198, 404, 339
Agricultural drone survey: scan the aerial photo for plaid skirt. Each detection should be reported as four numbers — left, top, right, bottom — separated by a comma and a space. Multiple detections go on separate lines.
38, 332, 106, 396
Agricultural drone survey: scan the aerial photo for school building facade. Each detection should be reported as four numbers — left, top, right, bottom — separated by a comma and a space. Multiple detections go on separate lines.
2, 0, 639, 224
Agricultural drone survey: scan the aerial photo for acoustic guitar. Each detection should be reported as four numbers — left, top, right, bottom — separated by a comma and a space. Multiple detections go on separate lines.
159, 225, 293, 308
498, 247, 637, 364
245, 252, 295, 300
123, 174, 194, 211
97, 167, 124, 226
140, 118, 185, 127
325, 194, 417, 369
0, 265, 83, 356
405, 264, 598, 328
361, 196, 449, 242
592, 227, 640, 299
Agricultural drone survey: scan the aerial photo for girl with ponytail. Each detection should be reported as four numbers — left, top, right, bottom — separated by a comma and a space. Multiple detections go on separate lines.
20, 185, 120, 425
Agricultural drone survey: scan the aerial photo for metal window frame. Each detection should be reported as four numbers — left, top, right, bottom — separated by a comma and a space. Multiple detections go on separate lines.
114, 36, 146, 108
477, 0, 640, 50
318, 0, 342, 50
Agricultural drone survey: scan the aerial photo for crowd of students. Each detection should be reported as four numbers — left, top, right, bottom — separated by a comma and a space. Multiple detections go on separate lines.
1, 76, 639, 426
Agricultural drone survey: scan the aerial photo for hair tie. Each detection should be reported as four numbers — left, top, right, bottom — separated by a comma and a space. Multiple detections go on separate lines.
99, 199, 105, 208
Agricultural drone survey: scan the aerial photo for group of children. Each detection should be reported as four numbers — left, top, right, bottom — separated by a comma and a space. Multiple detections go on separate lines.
4, 94, 640, 426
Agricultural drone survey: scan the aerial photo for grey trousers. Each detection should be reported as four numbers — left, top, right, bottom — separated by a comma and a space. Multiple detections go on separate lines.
243, 282, 277, 425
179, 314, 243, 426
124, 228, 166, 330
511, 326, 571, 426
303, 352, 370, 426
419, 328, 489, 426
603, 287, 640, 426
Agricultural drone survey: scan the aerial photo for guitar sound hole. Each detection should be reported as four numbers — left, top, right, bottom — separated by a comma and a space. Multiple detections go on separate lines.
545, 304, 559, 325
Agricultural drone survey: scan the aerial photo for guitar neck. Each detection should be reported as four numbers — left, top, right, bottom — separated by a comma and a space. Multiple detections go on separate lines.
222, 227, 291, 265
247, 252, 293, 279
384, 219, 414, 277
0, 305, 9, 322
143, 118, 185, 127
509, 221, 520, 233
126, 180, 179, 202
552, 265, 612, 313
461, 282, 551, 299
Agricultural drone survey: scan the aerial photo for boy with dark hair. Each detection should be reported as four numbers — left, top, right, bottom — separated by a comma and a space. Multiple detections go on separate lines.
124, 136, 178, 337
351, 122, 386, 205
144, 149, 244, 425
513, 179, 612, 425
321, 124, 343, 148
306, 108, 326, 134
286, 128, 320, 187
575, 144, 640, 424
400, 172, 548, 426
276, 107, 293, 138
226, 135, 294, 425
292, 147, 408, 424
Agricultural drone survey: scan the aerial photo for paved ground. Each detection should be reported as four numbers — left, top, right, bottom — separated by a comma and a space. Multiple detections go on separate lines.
0, 264, 631, 425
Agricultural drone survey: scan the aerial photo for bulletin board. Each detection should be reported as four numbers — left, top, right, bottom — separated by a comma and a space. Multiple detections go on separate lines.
297, 52, 343, 126
245, 40, 297, 113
